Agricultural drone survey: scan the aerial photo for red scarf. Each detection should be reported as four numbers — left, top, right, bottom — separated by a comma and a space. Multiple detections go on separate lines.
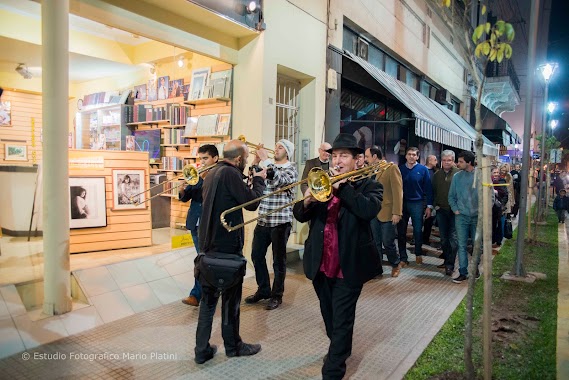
319, 193, 343, 278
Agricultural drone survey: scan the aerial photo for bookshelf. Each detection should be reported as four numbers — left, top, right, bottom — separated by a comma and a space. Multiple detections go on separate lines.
184, 97, 231, 107
76, 104, 131, 150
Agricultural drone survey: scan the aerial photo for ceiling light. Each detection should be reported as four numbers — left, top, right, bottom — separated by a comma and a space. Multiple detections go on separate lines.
246, 1, 259, 13
177, 56, 184, 68
16, 64, 32, 79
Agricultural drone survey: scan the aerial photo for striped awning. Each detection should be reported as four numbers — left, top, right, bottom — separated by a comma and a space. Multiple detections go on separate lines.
344, 51, 497, 155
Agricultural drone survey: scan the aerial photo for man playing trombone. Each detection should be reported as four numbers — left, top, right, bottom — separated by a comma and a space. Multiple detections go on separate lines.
293, 133, 383, 380
180, 144, 219, 307
245, 139, 298, 310
194, 139, 267, 364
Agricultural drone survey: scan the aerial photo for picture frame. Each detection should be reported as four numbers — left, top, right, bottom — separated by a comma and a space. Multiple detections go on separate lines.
69, 177, 107, 229
4, 144, 27, 161
0, 101, 11, 126
134, 84, 147, 101
112, 169, 147, 210
187, 67, 211, 101
147, 78, 157, 102
169, 79, 184, 98
157, 76, 170, 100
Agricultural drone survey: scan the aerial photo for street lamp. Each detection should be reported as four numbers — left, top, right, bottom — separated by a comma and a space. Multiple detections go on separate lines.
536, 62, 558, 222
550, 119, 558, 129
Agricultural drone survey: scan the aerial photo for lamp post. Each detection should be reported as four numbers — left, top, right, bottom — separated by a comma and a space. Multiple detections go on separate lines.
536, 63, 557, 223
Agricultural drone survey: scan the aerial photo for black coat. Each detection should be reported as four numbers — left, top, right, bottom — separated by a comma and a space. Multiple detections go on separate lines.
293, 177, 383, 287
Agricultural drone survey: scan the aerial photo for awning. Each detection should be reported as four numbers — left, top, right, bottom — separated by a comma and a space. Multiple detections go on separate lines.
344, 51, 498, 156
430, 99, 499, 156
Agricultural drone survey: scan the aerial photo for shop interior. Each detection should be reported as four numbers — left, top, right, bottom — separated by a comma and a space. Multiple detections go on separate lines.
0, 4, 234, 286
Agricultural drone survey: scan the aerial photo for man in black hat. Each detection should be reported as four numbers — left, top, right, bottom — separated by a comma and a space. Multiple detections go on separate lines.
293, 133, 383, 380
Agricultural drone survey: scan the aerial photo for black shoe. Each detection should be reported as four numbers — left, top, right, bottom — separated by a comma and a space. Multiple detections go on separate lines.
227, 343, 262, 357
195, 344, 217, 364
266, 297, 282, 310
245, 292, 270, 304
452, 274, 467, 284
445, 268, 453, 276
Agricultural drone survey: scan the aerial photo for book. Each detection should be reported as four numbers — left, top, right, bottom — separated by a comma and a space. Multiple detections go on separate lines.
196, 114, 218, 136
212, 78, 227, 98
184, 116, 199, 137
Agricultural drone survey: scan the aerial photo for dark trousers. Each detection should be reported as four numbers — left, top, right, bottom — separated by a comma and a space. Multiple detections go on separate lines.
397, 200, 425, 260
251, 223, 292, 298
313, 273, 362, 380
422, 215, 435, 244
436, 208, 457, 270
492, 208, 504, 245
195, 279, 243, 361
188, 231, 202, 299
556, 209, 566, 222
370, 218, 400, 267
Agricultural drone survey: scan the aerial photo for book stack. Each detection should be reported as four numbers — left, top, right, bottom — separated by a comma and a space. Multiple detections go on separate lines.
162, 157, 193, 171
163, 129, 186, 145
168, 105, 189, 125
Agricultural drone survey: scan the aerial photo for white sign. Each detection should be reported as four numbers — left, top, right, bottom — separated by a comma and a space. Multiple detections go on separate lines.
551, 149, 562, 163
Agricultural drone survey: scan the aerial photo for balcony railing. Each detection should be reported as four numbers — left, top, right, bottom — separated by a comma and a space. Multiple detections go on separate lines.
485, 60, 521, 96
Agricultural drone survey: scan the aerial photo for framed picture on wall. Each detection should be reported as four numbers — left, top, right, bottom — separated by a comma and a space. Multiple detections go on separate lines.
134, 84, 147, 101
169, 79, 184, 98
157, 76, 170, 100
69, 177, 107, 229
4, 144, 27, 161
112, 169, 147, 210
187, 67, 211, 101
0, 101, 11, 126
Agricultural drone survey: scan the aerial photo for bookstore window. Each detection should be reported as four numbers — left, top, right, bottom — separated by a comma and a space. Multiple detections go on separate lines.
385, 56, 399, 79
368, 44, 385, 71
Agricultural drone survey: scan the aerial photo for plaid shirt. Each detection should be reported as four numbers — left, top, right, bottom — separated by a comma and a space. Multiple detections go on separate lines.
258, 162, 298, 227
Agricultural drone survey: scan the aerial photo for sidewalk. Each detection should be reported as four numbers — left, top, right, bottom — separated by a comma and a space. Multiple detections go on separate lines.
0, 253, 468, 380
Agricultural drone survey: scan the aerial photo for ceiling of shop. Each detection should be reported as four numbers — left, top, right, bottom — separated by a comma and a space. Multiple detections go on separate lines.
0, 0, 151, 83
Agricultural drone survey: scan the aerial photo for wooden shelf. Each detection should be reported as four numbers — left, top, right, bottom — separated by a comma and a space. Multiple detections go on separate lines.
160, 144, 189, 150
149, 161, 162, 166
162, 124, 186, 129
101, 123, 120, 127
183, 97, 231, 107
157, 169, 182, 173
134, 96, 185, 107
181, 135, 228, 140
127, 120, 171, 127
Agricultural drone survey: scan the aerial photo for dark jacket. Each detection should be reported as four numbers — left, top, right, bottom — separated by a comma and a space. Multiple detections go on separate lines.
432, 167, 459, 210
179, 177, 203, 230
553, 195, 569, 211
301, 157, 330, 195
199, 162, 265, 254
293, 177, 383, 287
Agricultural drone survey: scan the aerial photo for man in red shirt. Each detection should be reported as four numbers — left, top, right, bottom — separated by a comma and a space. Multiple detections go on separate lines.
293, 133, 383, 379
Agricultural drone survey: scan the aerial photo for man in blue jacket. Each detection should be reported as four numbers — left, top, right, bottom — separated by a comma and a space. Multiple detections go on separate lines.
448, 151, 480, 283
397, 147, 433, 265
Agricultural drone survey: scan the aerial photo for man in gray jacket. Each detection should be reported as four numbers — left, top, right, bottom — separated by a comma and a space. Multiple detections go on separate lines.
448, 151, 479, 283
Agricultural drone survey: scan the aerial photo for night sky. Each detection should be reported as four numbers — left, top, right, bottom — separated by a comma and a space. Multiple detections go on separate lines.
547, 1, 569, 150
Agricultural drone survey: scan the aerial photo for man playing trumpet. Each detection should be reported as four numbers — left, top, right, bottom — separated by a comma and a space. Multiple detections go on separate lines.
245, 139, 298, 310
293, 133, 383, 379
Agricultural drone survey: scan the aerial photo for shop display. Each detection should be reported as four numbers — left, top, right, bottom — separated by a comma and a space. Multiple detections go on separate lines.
134, 84, 147, 100
188, 67, 211, 101
196, 114, 218, 135
132, 129, 161, 159
216, 114, 231, 135
4, 144, 27, 161
76, 104, 131, 150
69, 177, 107, 229
169, 79, 184, 98
112, 169, 147, 210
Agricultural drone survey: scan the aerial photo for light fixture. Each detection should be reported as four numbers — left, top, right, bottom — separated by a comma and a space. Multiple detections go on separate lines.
246, 1, 259, 13
538, 62, 558, 83
547, 101, 557, 114
177, 56, 184, 68
550, 119, 559, 129
16, 64, 32, 79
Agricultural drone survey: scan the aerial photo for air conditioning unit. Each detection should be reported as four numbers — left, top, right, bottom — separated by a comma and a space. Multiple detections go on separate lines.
357, 37, 369, 60
435, 89, 452, 105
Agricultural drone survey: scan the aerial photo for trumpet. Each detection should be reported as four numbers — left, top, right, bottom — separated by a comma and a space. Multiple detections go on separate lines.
237, 135, 275, 158
129, 163, 218, 206
220, 161, 392, 231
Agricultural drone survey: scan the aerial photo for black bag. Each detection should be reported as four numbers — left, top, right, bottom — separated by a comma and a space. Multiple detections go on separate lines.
504, 217, 513, 239
195, 252, 247, 292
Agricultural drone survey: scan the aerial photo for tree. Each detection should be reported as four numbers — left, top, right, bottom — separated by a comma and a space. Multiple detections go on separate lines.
431, 1, 515, 379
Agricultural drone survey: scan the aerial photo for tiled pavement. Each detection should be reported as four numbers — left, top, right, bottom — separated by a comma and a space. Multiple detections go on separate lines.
0, 254, 467, 380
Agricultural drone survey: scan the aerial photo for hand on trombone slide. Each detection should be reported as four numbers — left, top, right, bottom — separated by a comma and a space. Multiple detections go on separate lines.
252, 144, 270, 164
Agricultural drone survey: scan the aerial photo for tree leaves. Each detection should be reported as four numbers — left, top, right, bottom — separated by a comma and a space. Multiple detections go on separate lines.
470, 17, 516, 63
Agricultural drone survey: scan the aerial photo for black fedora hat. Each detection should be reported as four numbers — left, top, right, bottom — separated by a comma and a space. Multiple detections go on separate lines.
326, 133, 364, 154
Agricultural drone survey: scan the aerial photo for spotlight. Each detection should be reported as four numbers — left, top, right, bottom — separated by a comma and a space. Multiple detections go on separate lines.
177, 56, 184, 68
16, 64, 32, 79
246, 1, 259, 13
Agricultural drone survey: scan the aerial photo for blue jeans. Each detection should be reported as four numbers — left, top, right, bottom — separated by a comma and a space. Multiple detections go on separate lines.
397, 200, 425, 261
436, 208, 457, 270
188, 230, 202, 299
455, 213, 479, 276
371, 218, 400, 267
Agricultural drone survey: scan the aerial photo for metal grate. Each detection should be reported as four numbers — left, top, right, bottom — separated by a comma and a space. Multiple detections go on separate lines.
275, 75, 300, 160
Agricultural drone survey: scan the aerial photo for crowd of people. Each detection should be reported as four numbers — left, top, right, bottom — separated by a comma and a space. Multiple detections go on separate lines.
180, 133, 567, 379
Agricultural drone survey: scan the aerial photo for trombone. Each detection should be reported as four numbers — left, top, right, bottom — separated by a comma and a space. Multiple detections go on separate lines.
220, 160, 393, 232
129, 163, 217, 205
237, 135, 275, 158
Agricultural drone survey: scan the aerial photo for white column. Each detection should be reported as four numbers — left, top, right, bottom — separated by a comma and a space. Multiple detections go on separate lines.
42, 0, 71, 315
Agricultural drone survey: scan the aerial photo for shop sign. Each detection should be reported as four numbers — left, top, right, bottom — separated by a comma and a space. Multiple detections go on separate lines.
171, 234, 194, 249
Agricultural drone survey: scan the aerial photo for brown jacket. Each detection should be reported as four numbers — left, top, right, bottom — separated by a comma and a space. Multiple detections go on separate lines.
375, 162, 403, 222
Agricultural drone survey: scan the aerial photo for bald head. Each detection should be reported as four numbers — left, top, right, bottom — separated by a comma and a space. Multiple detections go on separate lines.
223, 140, 248, 171
318, 142, 332, 162
426, 155, 437, 169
